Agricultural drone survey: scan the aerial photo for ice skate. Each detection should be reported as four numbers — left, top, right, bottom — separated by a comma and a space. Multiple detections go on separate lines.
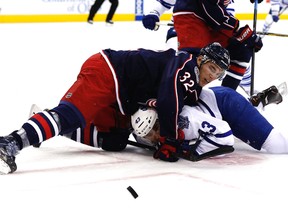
250, 85, 283, 107
0, 135, 19, 174
105, 20, 114, 26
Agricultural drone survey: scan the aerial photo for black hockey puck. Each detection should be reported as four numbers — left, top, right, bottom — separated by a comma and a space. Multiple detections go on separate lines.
127, 186, 138, 199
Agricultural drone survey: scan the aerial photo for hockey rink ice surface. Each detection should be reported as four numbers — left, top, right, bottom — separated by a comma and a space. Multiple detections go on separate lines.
1, 20, 288, 216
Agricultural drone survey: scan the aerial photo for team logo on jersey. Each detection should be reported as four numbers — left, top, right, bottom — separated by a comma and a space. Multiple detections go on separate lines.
194, 66, 200, 83
178, 115, 189, 130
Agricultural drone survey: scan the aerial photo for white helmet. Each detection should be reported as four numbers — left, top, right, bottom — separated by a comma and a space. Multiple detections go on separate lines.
131, 107, 158, 137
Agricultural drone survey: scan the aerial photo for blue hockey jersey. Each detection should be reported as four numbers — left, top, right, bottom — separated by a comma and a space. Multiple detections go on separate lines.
102, 48, 202, 139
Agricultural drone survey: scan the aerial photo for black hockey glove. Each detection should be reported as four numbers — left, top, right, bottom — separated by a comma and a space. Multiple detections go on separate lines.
98, 128, 130, 152
250, 0, 263, 3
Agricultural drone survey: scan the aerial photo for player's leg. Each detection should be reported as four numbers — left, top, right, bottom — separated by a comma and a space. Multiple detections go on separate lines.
87, 0, 106, 23
261, 129, 288, 153
239, 64, 252, 95
0, 105, 81, 174
106, 0, 119, 24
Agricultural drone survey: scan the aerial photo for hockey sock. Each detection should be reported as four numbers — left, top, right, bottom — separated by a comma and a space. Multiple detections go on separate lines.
239, 65, 252, 95
221, 75, 241, 90
21, 111, 61, 146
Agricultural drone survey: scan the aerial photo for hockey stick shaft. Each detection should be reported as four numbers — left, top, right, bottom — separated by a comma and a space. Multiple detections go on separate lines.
127, 140, 157, 151
155, 22, 174, 27
127, 137, 234, 162
256, 31, 288, 37
250, 0, 258, 96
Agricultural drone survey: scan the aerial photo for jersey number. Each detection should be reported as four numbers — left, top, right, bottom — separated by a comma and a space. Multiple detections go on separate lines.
179, 72, 197, 95
201, 121, 216, 134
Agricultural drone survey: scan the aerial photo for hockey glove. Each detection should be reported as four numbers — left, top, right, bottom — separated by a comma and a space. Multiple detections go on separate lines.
250, 0, 263, 3
232, 25, 263, 52
153, 129, 185, 162
98, 128, 130, 152
142, 11, 160, 31
272, 15, 279, 22
153, 137, 180, 162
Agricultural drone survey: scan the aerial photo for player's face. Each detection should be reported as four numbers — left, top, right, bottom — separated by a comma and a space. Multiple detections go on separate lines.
198, 60, 224, 87
143, 121, 160, 144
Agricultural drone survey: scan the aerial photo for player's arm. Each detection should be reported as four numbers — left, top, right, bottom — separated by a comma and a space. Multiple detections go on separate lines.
142, 0, 176, 30
156, 53, 201, 139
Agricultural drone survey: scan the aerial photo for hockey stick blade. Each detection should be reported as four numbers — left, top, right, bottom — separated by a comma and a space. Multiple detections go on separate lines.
178, 145, 235, 162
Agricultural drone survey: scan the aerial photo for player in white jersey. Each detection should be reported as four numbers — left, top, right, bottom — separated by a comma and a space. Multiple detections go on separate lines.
262, 0, 288, 34
131, 86, 288, 162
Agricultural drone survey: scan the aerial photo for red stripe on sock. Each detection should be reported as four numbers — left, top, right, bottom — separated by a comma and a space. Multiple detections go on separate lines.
229, 64, 246, 76
33, 113, 53, 139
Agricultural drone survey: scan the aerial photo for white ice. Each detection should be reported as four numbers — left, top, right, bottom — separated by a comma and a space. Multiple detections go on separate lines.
0, 20, 288, 216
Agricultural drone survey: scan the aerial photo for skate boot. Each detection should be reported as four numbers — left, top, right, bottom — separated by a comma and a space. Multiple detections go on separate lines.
250, 85, 283, 107
0, 135, 19, 174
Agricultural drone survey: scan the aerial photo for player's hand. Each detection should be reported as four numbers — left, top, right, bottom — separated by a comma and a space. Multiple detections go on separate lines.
272, 10, 280, 22
250, 0, 263, 3
153, 130, 185, 162
153, 144, 179, 162
272, 15, 279, 22
142, 12, 160, 31
233, 25, 263, 52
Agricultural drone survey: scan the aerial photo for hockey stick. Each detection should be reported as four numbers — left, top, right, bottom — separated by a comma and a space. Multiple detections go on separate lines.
127, 140, 157, 151
128, 131, 235, 162
154, 22, 174, 30
256, 31, 288, 37
250, 0, 259, 96
155, 22, 174, 27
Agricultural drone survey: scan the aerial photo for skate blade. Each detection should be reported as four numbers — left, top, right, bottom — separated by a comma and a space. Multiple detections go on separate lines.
0, 158, 11, 174
277, 82, 288, 97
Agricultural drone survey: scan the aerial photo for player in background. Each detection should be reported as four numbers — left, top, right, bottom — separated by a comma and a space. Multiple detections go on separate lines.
142, 0, 261, 96
262, 0, 288, 34
131, 86, 287, 162
0, 43, 230, 174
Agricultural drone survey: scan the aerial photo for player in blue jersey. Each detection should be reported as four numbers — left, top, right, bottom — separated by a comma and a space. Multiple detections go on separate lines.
142, 0, 265, 159
0, 42, 230, 174
131, 86, 287, 162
